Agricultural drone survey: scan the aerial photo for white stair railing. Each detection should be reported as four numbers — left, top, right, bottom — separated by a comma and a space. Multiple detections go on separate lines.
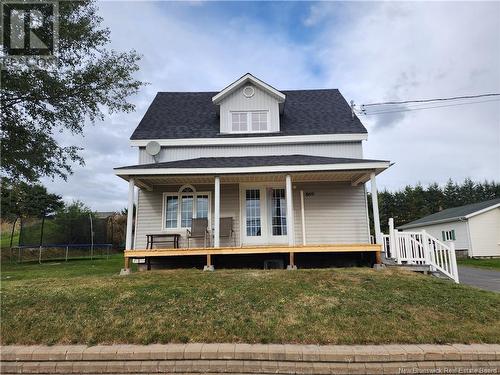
382, 218, 459, 283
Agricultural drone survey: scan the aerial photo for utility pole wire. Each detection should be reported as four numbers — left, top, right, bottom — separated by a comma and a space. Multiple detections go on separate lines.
356, 98, 500, 116
361, 93, 500, 107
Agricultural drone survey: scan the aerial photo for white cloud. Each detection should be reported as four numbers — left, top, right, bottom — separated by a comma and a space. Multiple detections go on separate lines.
307, 2, 500, 189
42, 1, 500, 211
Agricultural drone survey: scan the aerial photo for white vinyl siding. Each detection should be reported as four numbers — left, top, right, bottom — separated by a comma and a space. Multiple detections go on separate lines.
401, 221, 470, 251
467, 208, 500, 257
292, 182, 370, 244
139, 142, 363, 164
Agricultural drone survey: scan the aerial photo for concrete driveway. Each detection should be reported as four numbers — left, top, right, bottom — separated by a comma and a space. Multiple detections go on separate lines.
458, 266, 500, 292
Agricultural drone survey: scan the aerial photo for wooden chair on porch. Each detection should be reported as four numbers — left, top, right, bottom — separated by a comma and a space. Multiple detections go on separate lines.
186, 218, 209, 248
219, 217, 236, 247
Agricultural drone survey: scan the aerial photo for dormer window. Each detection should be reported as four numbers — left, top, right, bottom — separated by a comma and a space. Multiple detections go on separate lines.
231, 112, 248, 132
231, 111, 268, 133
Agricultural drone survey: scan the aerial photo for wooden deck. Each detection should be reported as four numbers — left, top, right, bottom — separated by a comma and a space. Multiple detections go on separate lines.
124, 243, 382, 269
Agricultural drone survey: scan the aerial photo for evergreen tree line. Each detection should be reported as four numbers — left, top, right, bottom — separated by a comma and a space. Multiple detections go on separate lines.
368, 178, 500, 233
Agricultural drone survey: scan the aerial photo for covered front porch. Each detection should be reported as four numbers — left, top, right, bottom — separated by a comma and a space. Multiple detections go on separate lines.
115, 155, 390, 271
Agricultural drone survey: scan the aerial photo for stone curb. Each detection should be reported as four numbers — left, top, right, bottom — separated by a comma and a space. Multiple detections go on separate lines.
2, 344, 500, 362
1, 344, 499, 374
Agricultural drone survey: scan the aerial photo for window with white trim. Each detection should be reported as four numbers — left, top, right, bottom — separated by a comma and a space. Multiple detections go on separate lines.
163, 185, 211, 230
231, 112, 248, 132
441, 229, 456, 241
231, 111, 268, 133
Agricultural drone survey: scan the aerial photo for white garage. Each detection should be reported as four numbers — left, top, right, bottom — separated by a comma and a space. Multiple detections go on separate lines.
398, 198, 500, 258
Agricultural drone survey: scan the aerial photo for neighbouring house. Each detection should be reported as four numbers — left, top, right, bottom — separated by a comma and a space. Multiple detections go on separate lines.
398, 198, 500, 258
115, 73, 391, 271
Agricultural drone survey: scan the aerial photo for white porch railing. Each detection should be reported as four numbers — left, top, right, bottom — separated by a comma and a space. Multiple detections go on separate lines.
382, 218, 459, 283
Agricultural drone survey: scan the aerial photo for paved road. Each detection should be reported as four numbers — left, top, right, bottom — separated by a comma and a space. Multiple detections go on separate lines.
458, 266, 500, 292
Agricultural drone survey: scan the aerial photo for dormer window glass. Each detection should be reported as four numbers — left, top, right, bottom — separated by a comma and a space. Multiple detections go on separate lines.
231, 112, 248, 132
231, 111, 268, 133
251, 111, 267, 131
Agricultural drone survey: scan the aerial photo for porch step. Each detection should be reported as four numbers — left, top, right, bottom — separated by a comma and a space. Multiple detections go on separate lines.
385, 264, 432, 273
382, 255, 432, 273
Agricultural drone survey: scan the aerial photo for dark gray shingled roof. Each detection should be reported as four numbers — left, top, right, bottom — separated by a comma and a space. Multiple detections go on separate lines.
399, 198, 500, 229
115, 155, 388, 170
130, 89, 367, 140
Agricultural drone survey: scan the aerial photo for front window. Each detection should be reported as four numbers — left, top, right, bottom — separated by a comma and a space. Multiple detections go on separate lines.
180, 195, 193, 228
271, 189, 287, 236
165, 196, 178, 229
196, 195, 209, 219
246, 189, 261, 236
231, 111, 268, 133
163, 186, 210, 230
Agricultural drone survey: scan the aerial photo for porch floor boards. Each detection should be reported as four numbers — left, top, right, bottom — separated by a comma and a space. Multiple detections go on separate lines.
125, 243, 381, 258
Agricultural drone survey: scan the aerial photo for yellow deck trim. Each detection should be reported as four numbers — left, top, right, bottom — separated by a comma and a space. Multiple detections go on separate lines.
125, 243, 381, 258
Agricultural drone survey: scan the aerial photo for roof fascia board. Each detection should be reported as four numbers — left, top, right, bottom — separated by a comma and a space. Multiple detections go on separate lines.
115, 161, 390, 177
130, 133, 368, 147
464, 203, 500, 219
212, 73, 285, 104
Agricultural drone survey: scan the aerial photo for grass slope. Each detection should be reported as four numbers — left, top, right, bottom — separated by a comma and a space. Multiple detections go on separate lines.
1, 256, 499, 345
458, 258, 500, 270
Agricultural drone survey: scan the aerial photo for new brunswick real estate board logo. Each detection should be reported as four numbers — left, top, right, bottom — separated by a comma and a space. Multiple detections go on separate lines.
1, 0, 59, 69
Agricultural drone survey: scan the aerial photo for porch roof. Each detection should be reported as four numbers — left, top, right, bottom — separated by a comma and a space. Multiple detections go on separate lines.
115, 155, 391, 188
116, 155, 389, 173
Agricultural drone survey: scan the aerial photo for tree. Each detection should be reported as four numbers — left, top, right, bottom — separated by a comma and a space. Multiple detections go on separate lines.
1, 180, 64, 247
53, 200, 95, 244
1, 0, 144, 182
443, 179, 460, 208
367, 178, 500, 231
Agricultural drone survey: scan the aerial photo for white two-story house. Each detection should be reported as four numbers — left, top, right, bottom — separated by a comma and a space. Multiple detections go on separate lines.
115, 73, 391, 271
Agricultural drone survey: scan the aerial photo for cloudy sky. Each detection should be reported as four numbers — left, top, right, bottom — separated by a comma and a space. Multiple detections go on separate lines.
42, 1, 500, 211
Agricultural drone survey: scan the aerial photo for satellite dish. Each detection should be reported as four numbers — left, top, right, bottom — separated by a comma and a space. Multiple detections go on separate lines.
145, 141, 161, 162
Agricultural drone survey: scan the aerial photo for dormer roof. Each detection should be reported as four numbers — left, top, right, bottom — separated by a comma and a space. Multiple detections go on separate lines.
212, 73, 286, 105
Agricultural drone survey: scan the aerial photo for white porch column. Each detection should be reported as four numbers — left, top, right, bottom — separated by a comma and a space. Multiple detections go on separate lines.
285, 174, 295, 246
214, 176, 220, 248
370, 172, 382, 244
125, 178, 135, 251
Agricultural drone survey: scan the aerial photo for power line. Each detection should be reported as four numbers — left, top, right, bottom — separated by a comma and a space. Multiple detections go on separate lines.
356, 98, 500, 116
361, 93, 500, 107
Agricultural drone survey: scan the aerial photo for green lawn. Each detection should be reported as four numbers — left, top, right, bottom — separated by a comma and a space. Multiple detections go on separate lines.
458, 258, 500, 270
1, 256, 499, 346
